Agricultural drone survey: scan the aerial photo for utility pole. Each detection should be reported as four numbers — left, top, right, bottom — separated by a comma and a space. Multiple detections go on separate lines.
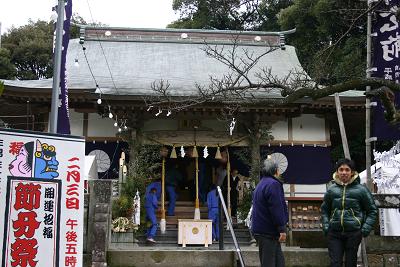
49, 0, 65, 133
366, 0, 373, 191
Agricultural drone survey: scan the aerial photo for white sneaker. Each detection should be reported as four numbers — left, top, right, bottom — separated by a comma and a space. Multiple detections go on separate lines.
146, 238, 156, 243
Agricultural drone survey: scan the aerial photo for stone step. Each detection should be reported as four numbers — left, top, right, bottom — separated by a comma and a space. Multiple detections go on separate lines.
136, 233, 251, 243
155, 227, 251, 233
157, 206, 208, 212
111, 228, 252, 244
161, 201, 206, 207
107, 247, 331, 267
154, 228, 251, 237
173, 206, 208, 212
135, 238, 251, 247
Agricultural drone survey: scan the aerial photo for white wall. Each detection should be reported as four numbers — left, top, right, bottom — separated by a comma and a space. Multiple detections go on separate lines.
87, 113, 118, 137
69, 109, 83, 136
270, 120, 288, 140
283, 184, 327, 197
292, 114, 326, 141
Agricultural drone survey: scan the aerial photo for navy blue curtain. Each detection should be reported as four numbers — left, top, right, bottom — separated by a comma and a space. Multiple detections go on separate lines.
372, 0, 400, 140
260, 145, 332, 184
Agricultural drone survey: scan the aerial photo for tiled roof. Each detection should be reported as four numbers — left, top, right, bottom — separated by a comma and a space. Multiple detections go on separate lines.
2, 27, 363, 99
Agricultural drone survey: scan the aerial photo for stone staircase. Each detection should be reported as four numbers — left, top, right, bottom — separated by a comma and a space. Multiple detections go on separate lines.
136, 200, 253, 248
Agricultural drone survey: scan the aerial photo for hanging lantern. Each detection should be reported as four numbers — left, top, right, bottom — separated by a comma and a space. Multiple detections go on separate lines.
170, 145, 177, 158
215, 146, 222, 159
192, 146, 198, 158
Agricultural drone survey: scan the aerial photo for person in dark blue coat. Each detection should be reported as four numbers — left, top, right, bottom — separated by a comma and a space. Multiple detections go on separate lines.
145, 180, 161, 201
207, 185, 219, 241
251, 158, 288, 267
165, 163, 183, 216
145, 187, 158, 243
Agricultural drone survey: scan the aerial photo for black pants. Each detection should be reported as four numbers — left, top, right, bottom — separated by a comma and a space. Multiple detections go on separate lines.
254, 234, 284, 267
327, 230, 362, 267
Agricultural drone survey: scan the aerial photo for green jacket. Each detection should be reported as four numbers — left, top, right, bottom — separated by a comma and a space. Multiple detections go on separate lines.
321, 172, 377, 237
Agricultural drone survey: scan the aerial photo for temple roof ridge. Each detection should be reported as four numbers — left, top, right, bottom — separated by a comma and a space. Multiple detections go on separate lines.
79, 26, 296, 46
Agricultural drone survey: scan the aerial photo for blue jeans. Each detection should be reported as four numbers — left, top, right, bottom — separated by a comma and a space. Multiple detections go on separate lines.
208, 208, 219, 240
166, 185, 176, 216
328, 230, 362, 267
145, 208, 157, 239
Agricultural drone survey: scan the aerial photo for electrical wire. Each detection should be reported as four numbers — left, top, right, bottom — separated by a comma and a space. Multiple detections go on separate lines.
85, 0, 120, 95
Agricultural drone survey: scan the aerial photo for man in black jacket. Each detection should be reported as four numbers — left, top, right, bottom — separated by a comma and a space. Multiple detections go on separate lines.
321, 158, 377, 267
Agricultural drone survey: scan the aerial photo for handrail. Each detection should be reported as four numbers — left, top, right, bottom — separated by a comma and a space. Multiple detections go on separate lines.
217, 186, 246, 267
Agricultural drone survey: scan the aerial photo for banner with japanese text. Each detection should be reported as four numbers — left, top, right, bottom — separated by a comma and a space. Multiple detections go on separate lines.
3, 178, 61, 267
372, 0, 400, 140
0, 128, 85, 267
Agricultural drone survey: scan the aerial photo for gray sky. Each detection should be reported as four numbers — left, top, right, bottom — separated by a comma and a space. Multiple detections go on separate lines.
0, 0, 179, 35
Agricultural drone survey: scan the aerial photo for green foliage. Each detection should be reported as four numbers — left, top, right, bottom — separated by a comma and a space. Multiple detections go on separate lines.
169, 0, 291, 30
0, 15, 103, 81
0, 81, 5, 96
2, 20, 53, 80
278, 0, 365, 84
0, 48, 16, 79
232, 147, 251, 167
112, 194, 133, 219
237, 188, 252, 221
257, 0, 293, 31
111, 143, 162, 220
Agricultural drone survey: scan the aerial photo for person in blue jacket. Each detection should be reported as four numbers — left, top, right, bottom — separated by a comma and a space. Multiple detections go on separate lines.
165, 162, 183, 216
207, 184, 219, 241
145, 180, 161, 201
251, 157, 288, 267
145, 187, 158, 243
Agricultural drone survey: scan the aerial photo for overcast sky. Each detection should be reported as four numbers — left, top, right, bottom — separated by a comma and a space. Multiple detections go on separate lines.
0, 0, 180, 35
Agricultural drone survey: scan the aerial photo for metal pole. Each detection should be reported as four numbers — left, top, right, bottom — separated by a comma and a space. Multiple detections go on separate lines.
218, 191, 224, 250
217, 186, 245, 267
360, 3, 374, 267
365, 0, 373, 192
49, 0, 65, 133
0, 21, 2, 48
26, 100, 30, 130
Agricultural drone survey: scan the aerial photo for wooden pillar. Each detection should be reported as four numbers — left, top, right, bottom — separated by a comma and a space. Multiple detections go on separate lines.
160, 157, 166, 232
226, 148, 231, 218
195, 157, 199, 208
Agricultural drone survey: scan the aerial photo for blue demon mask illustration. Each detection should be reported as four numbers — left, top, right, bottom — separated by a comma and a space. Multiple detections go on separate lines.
34, 140, 59, 179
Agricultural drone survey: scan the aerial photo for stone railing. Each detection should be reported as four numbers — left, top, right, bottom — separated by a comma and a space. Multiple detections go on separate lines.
86, 180, 112, 267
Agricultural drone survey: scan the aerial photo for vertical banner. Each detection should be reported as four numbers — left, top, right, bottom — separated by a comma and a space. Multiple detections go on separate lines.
0, 129, 85, 267
372, 0, 400, 139
57, 0, 72, 134
3, 178, 61, 267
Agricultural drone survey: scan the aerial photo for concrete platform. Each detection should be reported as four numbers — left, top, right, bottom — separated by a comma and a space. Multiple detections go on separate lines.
107, 246, 330, 267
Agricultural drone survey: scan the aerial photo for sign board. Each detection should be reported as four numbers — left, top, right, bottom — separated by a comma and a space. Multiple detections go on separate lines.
0, 128, 85, 267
